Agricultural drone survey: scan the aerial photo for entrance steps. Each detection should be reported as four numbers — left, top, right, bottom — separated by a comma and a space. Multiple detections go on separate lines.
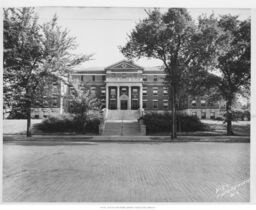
106, 110, 140, 121
102, 122, 143, 136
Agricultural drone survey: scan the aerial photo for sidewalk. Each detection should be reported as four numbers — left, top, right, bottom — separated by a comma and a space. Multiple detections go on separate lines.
3, 134, 250, 143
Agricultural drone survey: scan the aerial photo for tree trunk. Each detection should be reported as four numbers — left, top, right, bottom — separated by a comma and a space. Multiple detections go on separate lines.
226, 99, 234, 136
26, 103, 32, 137
171, 85, 177, 140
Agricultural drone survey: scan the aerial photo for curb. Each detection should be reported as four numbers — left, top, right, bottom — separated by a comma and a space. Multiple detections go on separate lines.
3, 135, 250, 143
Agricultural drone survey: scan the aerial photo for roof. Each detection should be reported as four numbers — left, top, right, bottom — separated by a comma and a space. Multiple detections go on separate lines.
71, 66, 104, 72
72, 66, 164, 73
144, 66, 164, 71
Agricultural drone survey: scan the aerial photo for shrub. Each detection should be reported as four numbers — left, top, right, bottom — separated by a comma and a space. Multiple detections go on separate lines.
35, 113, 100, 133
143, 112, 208, 133
215, 117, 224, 121
85, 118, 101, 133
223, 110, 251, 121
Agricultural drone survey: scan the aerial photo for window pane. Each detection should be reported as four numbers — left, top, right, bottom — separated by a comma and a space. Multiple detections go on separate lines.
153, 100, 158, 109
153, 87, 158, 96
143, 100, 147, 108
201, 112, 206, 119
143, 87, 147, 96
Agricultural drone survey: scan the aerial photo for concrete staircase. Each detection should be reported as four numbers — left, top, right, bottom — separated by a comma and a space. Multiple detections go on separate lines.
102, 110, 145, 136
106, 110, 140, 121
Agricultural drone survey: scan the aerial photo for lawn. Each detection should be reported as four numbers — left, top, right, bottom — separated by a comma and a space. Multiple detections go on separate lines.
202, 120, 250, 136
147, 120, 250, 136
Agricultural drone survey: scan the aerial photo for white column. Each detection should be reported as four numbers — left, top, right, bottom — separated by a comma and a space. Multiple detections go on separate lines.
128, 86, 131, 110
106, 85, 109, 109
117, 86, 120, 110
140, 85, 143, 109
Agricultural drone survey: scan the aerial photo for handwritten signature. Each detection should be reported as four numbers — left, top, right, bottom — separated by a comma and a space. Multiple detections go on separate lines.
216, 179, 250, 199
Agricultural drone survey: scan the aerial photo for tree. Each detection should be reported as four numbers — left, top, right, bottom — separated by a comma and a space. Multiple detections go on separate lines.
199, 15, 250, 135
3, 8, 91, 137
120, 8, 217, 140
69, 83, 102, 120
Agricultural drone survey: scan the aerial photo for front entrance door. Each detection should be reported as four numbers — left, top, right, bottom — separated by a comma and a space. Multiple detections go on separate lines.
121, 100, 128, 110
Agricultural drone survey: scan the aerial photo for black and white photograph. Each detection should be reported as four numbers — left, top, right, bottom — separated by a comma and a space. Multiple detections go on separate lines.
1, 0, 254, 205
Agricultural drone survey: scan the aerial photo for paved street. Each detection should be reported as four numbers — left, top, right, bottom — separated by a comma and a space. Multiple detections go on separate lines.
3, 141, 250, 202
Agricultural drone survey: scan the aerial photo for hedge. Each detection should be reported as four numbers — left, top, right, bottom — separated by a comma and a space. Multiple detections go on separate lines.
35, 113, 100, 133
143, 112, 209, 133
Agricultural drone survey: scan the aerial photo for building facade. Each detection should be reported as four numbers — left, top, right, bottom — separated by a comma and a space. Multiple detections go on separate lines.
31, 60, 223, 119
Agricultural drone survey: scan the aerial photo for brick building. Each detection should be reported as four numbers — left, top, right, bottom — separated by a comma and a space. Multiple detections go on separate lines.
31, 60, 223, 120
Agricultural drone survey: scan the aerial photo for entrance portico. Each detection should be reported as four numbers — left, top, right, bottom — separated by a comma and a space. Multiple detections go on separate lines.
106, 84, 143, 110
105, 60, 143, 111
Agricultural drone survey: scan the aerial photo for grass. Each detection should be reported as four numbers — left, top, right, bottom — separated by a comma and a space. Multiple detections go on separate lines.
147, 120, 250, 136
3, 119, 250, 136
202, 120, 250, 136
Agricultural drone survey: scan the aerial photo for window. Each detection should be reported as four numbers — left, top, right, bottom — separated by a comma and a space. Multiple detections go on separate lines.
201, 112, 206, 119
132, 88, 138, 93
81, 76, 84, 82
208, 101, 214, 106
143, 75, 147, 81
143, 87, 147, 96
143, 100, 147, 109
153, 87, 158, 96
101, 87, 106, 97
122, 73, 126, 78
92, 75, 95, 81
153, 100, 158, 109
192, 112, 197, 117
35, 115, 39, 119
52, 98, 58, 107
70, 87, 76, 95
102, 75, 106, 81
79, 85, 86, 91
201, 100, 206, 106
210, 112, 215, 119
91, 87, 96, 96
154, 75, 158, 81
43, 100, 49, 107
35, 100, 41, 106
163, 100, 168, 109
163, 87, 168, 96
121, 87, 127, 95
191, 100, 197, 106
52, 85, 58, 95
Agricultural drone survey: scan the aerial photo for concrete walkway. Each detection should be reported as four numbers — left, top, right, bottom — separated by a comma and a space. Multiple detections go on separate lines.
3, 134, 250, 143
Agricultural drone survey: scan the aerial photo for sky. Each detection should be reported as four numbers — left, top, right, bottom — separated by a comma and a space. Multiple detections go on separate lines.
35, 7, 250, 68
